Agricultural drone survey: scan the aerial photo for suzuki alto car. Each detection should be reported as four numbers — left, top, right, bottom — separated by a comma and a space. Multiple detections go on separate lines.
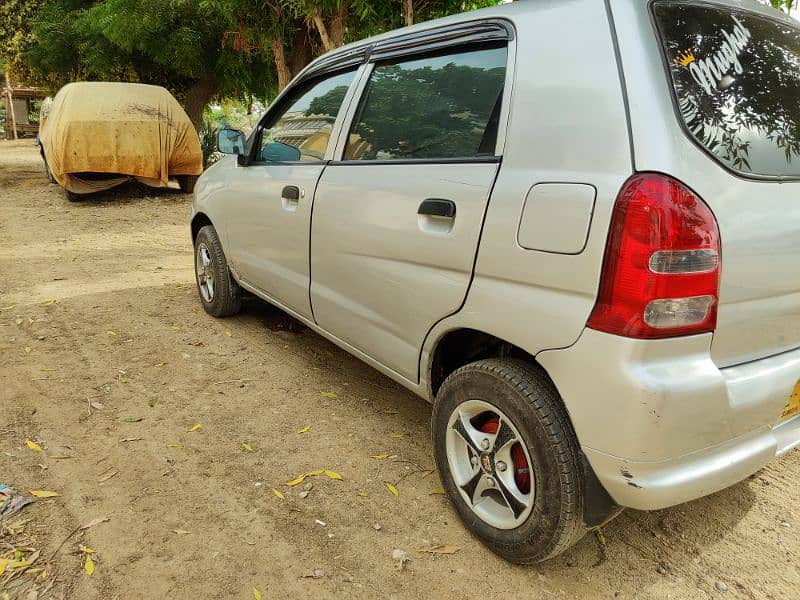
190, 0, 800, 563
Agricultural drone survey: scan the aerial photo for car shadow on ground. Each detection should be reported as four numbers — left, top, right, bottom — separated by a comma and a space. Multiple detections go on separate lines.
232, 293, 760, 576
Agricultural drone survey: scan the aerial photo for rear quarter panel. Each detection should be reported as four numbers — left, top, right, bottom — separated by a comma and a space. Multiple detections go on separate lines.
422, 0, 632, 387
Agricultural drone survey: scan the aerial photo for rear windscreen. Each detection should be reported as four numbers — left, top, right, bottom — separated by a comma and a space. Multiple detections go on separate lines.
653, 2, 800, 178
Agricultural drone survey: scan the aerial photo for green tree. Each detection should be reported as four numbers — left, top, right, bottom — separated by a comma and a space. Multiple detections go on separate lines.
4, 0, 500, 128
0, 0, 42, 85
769, 0, 797, 11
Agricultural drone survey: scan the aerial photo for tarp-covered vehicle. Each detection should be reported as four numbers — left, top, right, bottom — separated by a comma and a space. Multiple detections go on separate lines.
39, 82, 203, 201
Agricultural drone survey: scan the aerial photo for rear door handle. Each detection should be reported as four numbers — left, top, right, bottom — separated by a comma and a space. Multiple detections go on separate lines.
282, 185, 300, 201
418, 198, 456, 218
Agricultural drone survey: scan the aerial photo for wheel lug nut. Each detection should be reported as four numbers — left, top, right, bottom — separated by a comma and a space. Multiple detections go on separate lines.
470, 456, 478, 467
485, 476, 495, 487
496, 461, 507, 472
480, 438, 490, 450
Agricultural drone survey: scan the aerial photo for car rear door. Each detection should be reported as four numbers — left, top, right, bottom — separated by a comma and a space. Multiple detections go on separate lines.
309, 32, 512, 382
222, 69, 358, 320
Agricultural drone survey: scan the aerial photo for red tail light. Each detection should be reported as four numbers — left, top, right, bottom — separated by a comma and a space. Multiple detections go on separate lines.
587, 173, 721, 339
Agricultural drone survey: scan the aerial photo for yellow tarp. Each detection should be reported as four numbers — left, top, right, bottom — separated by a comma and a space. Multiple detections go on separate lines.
39, 82, 202, 194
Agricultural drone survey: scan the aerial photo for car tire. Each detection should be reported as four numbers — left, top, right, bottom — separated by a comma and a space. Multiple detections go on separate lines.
178, 175, 199, 194
64, 188, 82, 202
194, 224, 242, 318
431, 358, 587, 563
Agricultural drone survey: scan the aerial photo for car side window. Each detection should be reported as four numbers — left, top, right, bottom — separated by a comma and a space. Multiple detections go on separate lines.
258, 69, 356, 162
344, 45, 507, 161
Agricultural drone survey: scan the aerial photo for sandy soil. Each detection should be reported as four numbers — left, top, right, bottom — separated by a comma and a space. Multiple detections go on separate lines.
1, 139, 798, 599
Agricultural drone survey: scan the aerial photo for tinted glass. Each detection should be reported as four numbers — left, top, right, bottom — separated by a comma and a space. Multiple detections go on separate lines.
654, 2, 800, 177
344, 45, 507, 161
259, 69, 356, 162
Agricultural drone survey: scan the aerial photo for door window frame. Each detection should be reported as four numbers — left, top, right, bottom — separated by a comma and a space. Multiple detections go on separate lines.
242, 65, 368, 166
330, 21, 517, 165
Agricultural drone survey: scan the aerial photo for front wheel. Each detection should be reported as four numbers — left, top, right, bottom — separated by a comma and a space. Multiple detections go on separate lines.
194, 225, 241, 317
431, 358, 587, 563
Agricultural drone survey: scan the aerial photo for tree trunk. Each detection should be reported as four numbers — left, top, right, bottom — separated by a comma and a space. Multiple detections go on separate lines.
183, 76, 219, 133
403, 0, 414, 26
271, 37, 292, 92
288, 23, 314, 79
328, 3, 349, 49
310, 7, 333, 53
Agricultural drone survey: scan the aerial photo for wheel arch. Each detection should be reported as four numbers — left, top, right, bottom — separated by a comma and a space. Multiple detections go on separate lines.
191, 212, 214, 243
425, 326, 621, 528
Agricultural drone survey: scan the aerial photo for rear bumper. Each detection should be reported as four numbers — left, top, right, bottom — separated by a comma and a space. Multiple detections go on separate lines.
538, 330, 800, 510
584, 414, 800, 510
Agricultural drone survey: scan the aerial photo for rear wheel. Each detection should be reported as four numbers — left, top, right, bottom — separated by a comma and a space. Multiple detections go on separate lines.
178, 175, 199, 194
431, 358, 586, 563
194, 225, 241, 317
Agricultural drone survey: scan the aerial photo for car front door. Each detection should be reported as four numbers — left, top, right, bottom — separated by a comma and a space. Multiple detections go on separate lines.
310, 43, 509, 381
223, 68, 358, 320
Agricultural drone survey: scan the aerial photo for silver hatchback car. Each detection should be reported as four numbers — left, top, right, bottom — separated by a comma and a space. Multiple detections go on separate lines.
191, 0, 800, 562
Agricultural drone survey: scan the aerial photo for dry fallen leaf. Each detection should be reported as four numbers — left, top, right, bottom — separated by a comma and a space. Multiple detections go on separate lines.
80, 517, 109, 530
385, 482, 399, 497
120, 437, 143, 443
320, 391, 338, 399
90, 401, 105, 410
357, 491, 368, 497
369, 454, 389, 460
306, 469, 325, 477
14, 317, 23, 325
272, 488, 285, 501
242, 442, 254, 452
187, 423, 203, 432
225, 330, 232, 337
389, 432, 404, 439
26, 439, 43, 452
418, 544, 461, 555
154, 362, 165, 368
0, 558, 8, 576
106, 330, 117, 337
172, 529, 191, 535
84, 554, 95, 576
79, 545, 94, 554
24, 346, 32, 354
30, 490, 60, 498
252, 587, 263, 600
297, 425, 311, 434
286, 474, 306, 487
430, 488, 446, 495
323, 470, 343, 480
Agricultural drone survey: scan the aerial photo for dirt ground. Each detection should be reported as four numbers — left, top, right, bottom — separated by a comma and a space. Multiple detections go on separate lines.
1, 139, 798, 599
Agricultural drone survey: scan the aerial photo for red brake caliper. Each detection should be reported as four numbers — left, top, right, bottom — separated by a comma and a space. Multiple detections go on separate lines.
479, 416, 530, 494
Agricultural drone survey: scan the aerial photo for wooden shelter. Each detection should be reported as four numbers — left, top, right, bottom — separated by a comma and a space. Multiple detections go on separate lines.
3, 73, 46, 139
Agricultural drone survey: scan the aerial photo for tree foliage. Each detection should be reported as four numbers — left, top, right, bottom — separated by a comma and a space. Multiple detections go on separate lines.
1, 0, 499, 128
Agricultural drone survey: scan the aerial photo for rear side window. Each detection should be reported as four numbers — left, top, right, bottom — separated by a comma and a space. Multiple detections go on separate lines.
653, 2, 800, 178
344, 45, 507, 161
